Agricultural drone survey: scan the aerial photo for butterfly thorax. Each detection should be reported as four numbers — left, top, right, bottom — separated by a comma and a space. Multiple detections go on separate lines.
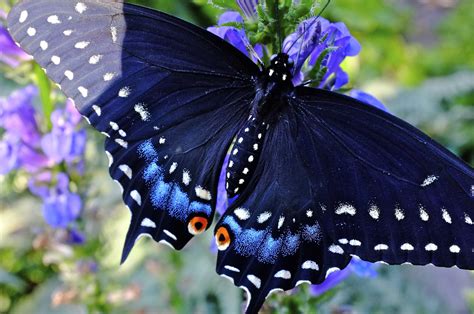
225, 54, 294, 197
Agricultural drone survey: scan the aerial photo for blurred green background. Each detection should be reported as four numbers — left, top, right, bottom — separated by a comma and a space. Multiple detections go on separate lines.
1, 0, 474, 313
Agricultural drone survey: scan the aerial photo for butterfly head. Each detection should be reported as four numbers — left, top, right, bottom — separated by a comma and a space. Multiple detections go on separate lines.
267, 53, 293, 85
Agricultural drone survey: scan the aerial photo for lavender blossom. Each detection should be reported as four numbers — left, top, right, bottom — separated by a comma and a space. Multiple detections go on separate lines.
283, 17, 361, 88
0, 25, 31, 67
207, 11, 263, 63
236, 0, 259, 18
41, 100, 86, 165
0, 85, 49, 173
29, 172, 82, 228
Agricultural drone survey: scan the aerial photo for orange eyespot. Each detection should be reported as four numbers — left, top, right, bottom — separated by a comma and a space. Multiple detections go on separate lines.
187, 216, 208, 235
215, 226, 231, 251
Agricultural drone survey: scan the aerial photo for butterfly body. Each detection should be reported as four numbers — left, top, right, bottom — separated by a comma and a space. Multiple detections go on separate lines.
7, 1, 474, 313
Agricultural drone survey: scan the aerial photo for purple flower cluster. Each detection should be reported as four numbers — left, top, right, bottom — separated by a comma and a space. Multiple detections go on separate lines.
0, 86, 86, 228
211, 0, 383, 296
0, 24, 31, 67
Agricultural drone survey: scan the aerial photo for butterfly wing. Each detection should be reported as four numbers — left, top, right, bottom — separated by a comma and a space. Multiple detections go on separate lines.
215, 87, 474, 313
293, 87, 474, 266
8, 0, 259, 260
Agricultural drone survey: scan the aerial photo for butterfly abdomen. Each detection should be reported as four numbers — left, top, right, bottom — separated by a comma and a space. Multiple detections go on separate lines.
226, 116, 268, 197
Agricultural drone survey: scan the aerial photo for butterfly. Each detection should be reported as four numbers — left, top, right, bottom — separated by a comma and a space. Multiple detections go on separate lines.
7, 1, 474, 313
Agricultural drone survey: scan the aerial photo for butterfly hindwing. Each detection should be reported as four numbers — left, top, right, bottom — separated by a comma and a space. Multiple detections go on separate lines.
215, 109, 351, 313
7, 0, 258, 259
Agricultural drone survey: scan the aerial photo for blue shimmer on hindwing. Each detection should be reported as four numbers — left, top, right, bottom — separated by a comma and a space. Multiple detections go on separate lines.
222, 216, 322, 264
137, 140, 210, 221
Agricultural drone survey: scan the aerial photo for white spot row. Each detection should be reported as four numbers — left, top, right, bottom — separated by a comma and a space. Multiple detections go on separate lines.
182, 170, 191, 186
257, 212, 271, 223
119, 164, 132, 179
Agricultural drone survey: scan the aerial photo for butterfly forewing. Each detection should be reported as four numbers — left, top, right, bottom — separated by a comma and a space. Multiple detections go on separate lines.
7, 0, 258, 259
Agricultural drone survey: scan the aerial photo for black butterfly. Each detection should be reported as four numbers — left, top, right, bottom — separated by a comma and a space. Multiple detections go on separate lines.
7, 1, 474, 313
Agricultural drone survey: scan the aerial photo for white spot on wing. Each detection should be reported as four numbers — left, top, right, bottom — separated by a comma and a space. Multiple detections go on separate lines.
163, 229, 177, 240
395, 206, 405, 221
103, 72, 116, 81
19, 10, 28, 23
302, 260, 319, 270
40, 40, 48, 51
306, 210, 313, 217
425, 243, 437, 251
159, 137, 166, 144
421, 175, 438, 187
64, 70, 74, 80
169, 162, 177, 174
134, 103, 150, 121
441, 208, 452, 224
110, 26, 118, 43
182, 170, 191, 186
243, 167, 249, 175
335, 203, 356, 216
349, 239, 362, 246
369, 204, 380, 220
401, 243, 414, 251
47, 15, 61, 24
338, 238, 348, 244
74, 41, 90, 49
329, 244, 344, 254
118, 86, 131, 97
449, 245, 460, 253
257, 212, 271, 223
141, 218, 156, 228
247, 274, 261, 288
75, 2, 87, 14
115, 139, 128, 148
27, 27, 36, 36
274, 270, 291, 279
63, 29, 73, 36
92, 105, 101, 116
234, 208, 250, 220
195, 186, 212, 200
277, 216, 285, 229
159, 239, 176, 249
119, 164, 132, 179
224, 265, 240, 273
89, 54, 103, 64
109, 121, 119, 131
419, 205, 429, 221
464, 213, 473, 225
130, 190, 141, 205
77, 86, 88, 98
248, 155, 254, 162
374, 244, 388, 251
51, 55, 61, 65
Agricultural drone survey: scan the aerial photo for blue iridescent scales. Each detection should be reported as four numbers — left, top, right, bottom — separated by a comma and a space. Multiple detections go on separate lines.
7, 1, 474, 313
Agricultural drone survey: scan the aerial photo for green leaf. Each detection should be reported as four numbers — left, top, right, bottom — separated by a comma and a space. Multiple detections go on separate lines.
32, 63, 53, 130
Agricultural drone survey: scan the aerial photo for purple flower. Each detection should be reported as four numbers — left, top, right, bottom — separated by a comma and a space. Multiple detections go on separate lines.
0, 134, 20, 174
237, 0, 259, 18
0, 25, 31, 67
283, 17, 361, 89
0, 85, 40, 145
29, 172, 82, 228
310, 258, 377, 296
41, 100, 86, 164
0, 86, 49, 173
350, 90, 388, 112
208, 11, 263, 62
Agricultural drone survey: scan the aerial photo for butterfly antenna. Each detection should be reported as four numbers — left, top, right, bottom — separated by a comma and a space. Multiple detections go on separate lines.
284, 0, 331, 54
